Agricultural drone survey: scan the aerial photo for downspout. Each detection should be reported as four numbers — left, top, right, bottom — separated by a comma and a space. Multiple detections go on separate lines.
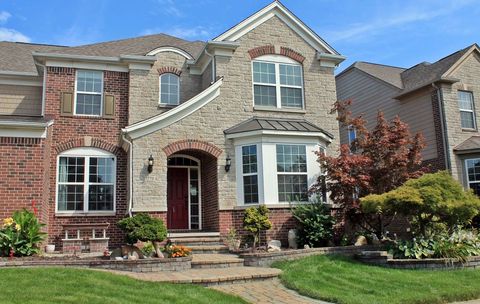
432, 83, 451, 171
122, 133, 134, 217
204, 48, 216, 84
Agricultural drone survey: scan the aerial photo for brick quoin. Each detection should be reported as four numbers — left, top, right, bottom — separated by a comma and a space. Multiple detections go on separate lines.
157, 66, 182, 76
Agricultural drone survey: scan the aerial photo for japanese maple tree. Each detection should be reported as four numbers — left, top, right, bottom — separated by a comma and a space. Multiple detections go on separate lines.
312, 100, 427, 236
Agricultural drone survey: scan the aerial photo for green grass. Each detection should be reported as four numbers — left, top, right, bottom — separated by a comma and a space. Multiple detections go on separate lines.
0, 267, 246, 304
273, 255, 480, 304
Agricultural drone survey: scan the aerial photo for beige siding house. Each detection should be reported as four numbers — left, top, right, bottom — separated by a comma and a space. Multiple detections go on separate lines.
336, 44, 480, 193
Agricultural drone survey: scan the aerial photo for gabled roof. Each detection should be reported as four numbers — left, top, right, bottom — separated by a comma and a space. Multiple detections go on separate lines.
224, 117, 334, 141
454, 136, 480, 154
337, 61, 406, 88
213, 1, 340, 55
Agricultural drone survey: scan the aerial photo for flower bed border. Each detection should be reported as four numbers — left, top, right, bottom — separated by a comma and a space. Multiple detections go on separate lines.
239, 245, 381, 267
357, 251, 480, 270
0, 256, 192, 272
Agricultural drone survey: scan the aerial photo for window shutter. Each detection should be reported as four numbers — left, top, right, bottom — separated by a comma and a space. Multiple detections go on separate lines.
104, 94, 115, 118
61, 92, 73, 115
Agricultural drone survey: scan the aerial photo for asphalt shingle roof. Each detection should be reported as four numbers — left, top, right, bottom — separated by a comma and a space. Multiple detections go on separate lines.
351, 62, 406, 88
454, 136, 480, 153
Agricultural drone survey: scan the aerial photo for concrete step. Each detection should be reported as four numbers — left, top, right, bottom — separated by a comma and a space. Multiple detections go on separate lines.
119, 266, 282, 286
168, 232, 220, 238
188, 245, 229, 254
170, 237, 223, 247
192, 254, 244, 269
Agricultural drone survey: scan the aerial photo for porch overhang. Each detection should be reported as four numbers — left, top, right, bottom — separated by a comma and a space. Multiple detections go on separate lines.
454, 136, 480, 155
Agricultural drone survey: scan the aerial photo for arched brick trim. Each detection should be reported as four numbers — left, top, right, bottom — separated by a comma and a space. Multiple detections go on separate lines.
55, 137, 122, 155
157, 66, 182, 76
163, 139, 223, 158
280, 47, 305, 63
248, 45, 275, 59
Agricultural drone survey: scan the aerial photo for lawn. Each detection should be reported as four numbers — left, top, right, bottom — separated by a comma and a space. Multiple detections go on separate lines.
273, 255, 480, 304
0, 267, 246, 304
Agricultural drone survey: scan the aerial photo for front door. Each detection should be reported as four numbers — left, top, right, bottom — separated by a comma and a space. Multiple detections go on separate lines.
167, 168, 189, 229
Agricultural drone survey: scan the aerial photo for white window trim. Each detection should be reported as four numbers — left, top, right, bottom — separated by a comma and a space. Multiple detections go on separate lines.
241, 145, 260, 205
55, 147, 116, 215
458, 90, 476, 130
159, 73, 180, 106
74, 70, 104, 117
251, 54, 304, 110
465, 158, 480, 191
276, 144, 309, 203
348, 125, 357, 145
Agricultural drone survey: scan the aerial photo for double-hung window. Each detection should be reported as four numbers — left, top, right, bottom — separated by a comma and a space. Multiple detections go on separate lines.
252, 58, 304, 109
57, 148, 115, 213
75, 70, 103, 116
458, 91, 476, 129
160, 73, 180, 105
242, 145, 259, 204
466, 159, 480, 196
276, 144, 308, 202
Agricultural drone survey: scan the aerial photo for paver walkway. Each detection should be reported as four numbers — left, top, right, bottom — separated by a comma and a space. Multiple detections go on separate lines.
211, 278, 331, 304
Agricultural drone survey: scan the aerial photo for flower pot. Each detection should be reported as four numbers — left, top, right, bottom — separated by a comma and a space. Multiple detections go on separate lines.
45, 244, 55, 253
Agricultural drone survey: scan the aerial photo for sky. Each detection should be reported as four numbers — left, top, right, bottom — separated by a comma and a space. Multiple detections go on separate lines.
1, 0, 479, 72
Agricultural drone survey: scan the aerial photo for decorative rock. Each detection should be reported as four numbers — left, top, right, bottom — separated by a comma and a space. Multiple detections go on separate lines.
156, 250, 164, 259
304, 244, 310, 249
370, 234, 381, 245
288, 229, 298, 249
121, 245, 145, 259
128, 254, 138, 261
355, 236, 368, 246
109, 248, 123, 260
114, 257, 124, 261
268, 240, 282, 248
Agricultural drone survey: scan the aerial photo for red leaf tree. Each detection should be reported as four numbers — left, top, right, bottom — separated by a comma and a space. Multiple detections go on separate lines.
312, 100, 427, 237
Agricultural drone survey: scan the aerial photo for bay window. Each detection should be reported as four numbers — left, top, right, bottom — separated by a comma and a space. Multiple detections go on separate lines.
57, 148, 116, 213
242, 145, 259, 204
276, 144, 308, 202
466, 158, 480, 196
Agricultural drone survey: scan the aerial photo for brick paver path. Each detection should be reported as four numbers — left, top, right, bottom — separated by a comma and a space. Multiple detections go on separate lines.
211, 278, 331, 304
451, 300, 480, 304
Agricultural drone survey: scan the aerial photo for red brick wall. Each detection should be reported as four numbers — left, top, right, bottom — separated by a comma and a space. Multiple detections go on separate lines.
44, 67, 130, 249
219, 208, 297, 247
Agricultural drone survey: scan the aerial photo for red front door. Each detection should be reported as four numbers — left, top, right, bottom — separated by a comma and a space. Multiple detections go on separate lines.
167, 168, 189, 229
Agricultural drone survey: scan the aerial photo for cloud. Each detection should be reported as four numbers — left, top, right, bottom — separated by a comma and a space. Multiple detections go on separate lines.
141, 26, 211, 40
0, 11, 11, 24
155, 0, 184, 17
0, 27, 30, 42
326, 0, 476, 42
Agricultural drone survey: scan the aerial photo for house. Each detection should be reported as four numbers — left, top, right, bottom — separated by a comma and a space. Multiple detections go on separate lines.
336, 43, 480, 194
0, 1, 344, 250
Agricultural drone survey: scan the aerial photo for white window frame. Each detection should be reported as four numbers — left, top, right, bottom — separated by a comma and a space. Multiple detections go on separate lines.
465, 158, 480, 194
74, 69, 104, 117
252, 54, 304, 110
159, 73, 180, 106
56, 147, 116, 215
241, 144, 259, 204
458, 90, 476, 130
276, 144, 309, 203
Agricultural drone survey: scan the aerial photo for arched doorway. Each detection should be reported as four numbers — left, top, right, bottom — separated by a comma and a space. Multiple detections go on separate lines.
167, 155, 201, 230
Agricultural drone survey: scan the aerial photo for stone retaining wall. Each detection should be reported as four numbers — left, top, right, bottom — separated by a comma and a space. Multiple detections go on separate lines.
0, 256, 192, 272
239, 245, 381, 267
357, 251, 480, 270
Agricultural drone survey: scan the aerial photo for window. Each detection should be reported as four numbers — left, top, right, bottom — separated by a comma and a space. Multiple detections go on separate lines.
57, 148, 115, 213
458, 91, 476, 129
160, 73, 180, 105
242, 145, 259, 204
75, 70, 103, 116
348, 125, 356, 145
276, 144, 308, 202
252, 59, 304, 109
466, 159, 480, 196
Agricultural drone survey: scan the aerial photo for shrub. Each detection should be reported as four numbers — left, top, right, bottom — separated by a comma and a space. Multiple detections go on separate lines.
117, 213, 167, 258
243, 205, 272, 249
292, 201, 335, 247
140, 241, 155, 257
361, 172, 480, 238
164, 241, 191, 258
0, 209, 46, 257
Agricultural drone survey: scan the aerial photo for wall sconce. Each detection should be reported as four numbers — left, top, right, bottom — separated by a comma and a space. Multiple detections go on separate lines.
147, 155, 154, 173
225, 155, 232, 172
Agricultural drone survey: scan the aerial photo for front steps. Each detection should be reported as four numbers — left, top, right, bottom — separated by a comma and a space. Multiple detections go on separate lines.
168, 232, 229, 254
192, 254, 245, 269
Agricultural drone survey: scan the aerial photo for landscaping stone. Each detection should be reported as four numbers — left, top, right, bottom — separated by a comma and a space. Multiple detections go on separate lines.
288, 229, 298, 249
267, 240, 282, 252
354, 235, 368, 246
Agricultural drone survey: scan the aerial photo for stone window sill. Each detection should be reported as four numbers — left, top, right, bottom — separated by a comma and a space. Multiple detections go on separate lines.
55, 212, 116, 217
158, 104, 178, 109
253, 106, 306, 114
461, 128, 478, 133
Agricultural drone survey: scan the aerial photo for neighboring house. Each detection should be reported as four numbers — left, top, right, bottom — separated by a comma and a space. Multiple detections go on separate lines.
336, 43, 480, 194
0, 1, 344, 249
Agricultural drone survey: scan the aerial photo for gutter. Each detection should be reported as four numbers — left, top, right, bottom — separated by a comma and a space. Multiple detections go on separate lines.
432, 83, 452, 171
122, 133, 134, 217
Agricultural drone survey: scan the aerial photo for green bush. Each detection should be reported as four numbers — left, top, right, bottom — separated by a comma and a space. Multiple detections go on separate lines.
0, 209, 46, 257
292, 202, 334, 247
361, 171, 480, 237
243, 205, 272, 249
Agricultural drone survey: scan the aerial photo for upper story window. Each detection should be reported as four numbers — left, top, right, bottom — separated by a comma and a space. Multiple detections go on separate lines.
160, 73, 180, 105
75, 70, 103, 116
252, 55, 304, 109
458, 91, 476, 129
57, 147, 116, 214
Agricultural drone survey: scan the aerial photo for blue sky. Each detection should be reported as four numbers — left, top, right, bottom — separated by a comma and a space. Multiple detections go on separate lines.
1, 0, 479, 71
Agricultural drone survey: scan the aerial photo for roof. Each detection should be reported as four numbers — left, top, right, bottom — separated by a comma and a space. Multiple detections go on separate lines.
0, 34, 205, 76
337, 44, 479, 96
454, 136, 480, 154
224, 117, 334, 139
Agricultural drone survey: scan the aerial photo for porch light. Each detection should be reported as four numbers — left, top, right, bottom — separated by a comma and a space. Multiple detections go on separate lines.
147, 155, 154, 173
225, 155, 232, 172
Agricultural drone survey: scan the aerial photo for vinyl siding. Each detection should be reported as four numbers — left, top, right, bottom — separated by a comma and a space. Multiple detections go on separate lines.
0, 84, 42, 116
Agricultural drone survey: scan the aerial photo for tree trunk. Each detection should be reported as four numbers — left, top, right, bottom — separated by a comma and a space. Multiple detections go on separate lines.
153, 241, 164, 258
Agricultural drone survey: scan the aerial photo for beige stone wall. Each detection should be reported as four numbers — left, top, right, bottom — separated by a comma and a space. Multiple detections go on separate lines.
442, 52, 480, 183
0, 84, 42, 116
128, 52, 202, 124
130, 16, 340, 212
